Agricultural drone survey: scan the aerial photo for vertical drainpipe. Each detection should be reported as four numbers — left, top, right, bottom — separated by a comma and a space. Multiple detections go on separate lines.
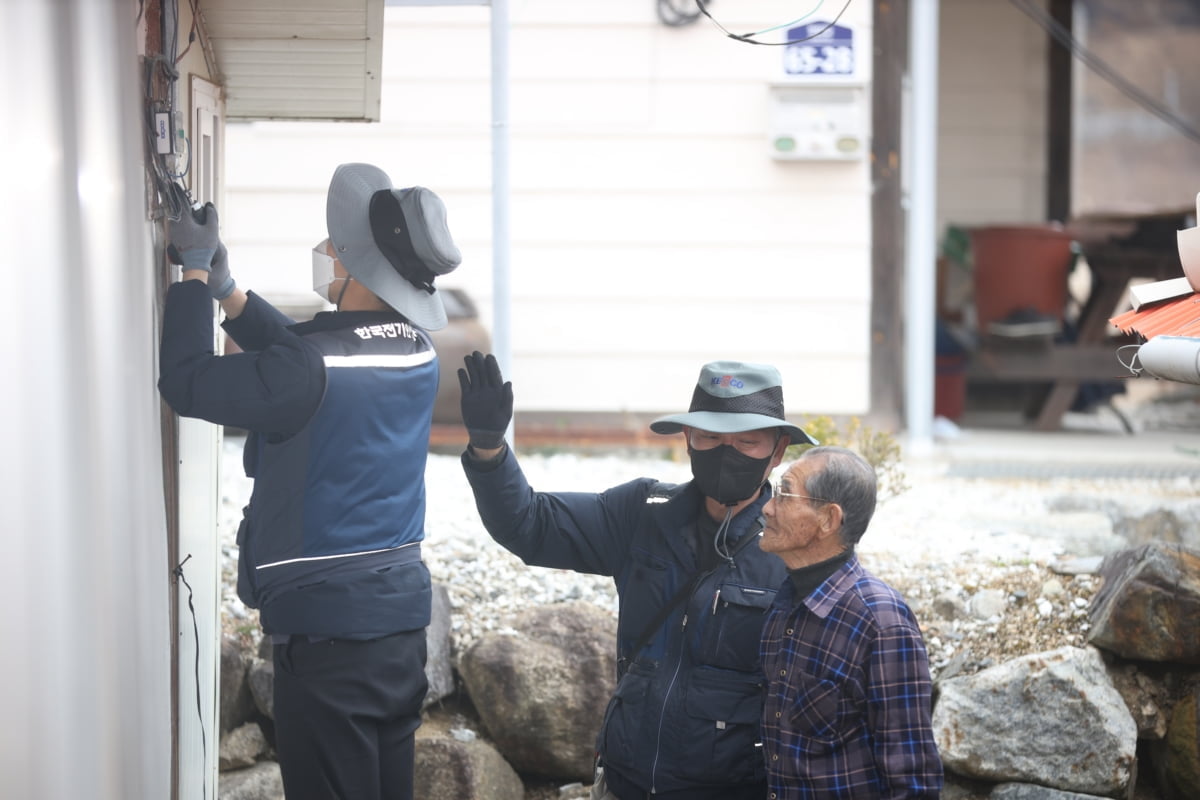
491, 0, 514, 446
904, 0, 939, 454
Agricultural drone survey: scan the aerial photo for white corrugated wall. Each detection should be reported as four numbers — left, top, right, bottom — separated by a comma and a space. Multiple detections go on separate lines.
0, 1, 173, 798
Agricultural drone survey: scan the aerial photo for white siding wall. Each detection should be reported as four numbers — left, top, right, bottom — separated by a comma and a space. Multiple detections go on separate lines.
938, 0, 1051, 230
2, 3, 172, 798
225, 0, 873, 417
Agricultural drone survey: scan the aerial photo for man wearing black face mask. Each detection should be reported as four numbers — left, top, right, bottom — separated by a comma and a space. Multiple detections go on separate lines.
458, 356, 816, 800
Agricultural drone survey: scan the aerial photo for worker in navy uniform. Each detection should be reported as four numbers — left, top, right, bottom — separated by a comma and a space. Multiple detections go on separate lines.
457, 357, 817, 800
158, 163, 461, 800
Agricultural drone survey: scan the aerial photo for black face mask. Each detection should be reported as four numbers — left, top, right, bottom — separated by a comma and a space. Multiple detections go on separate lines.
689, 444, 773, 506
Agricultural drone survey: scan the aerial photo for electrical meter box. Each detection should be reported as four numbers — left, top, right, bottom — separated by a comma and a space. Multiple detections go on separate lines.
768, 20, 868, 161
768, 84, 866, 160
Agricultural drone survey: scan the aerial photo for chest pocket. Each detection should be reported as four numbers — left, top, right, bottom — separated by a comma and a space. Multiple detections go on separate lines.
786, 670, 868, 754
698, 583, 776, 672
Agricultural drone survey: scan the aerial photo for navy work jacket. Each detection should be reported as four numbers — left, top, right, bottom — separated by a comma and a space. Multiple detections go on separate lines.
159, 281, 434, 639
462, 446, 788, 796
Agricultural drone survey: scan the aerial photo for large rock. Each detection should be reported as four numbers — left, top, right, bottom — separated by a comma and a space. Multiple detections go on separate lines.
1088, 543, 1200, 664
1156, 680, 1200, 800
990, 783, 1112, 799
458, 601, 616, 780
424, 582, 454, 708
1047, 496, 1200, 552
933, 646, 1137, 797
219, 722, 268, 771
414, 717, 525, 800
220, 634, 256, 733
1105, 662, 1172, 740
1112, 505, 1200, 551
247, 657, 274, 720
217, 761, 284, 800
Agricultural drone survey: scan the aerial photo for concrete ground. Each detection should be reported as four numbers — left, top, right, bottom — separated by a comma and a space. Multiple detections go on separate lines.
920, 377, 1200, 479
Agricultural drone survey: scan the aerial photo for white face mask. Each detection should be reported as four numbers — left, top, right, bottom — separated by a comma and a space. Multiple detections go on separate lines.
311, 238, 347, 304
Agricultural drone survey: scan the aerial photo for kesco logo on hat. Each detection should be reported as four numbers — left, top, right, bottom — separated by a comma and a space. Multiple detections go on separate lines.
648, 361, 817, 444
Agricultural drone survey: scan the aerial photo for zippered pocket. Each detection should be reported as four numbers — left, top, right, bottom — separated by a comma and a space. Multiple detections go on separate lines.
697, 582, 776, 672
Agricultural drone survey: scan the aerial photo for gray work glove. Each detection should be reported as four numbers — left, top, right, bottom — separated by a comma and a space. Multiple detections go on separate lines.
207, 243, 236, 300
166, 202, 219, 271
457, 351, 513, 451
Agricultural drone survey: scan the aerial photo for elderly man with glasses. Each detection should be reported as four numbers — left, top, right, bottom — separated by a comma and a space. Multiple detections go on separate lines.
758, 446, 943, 799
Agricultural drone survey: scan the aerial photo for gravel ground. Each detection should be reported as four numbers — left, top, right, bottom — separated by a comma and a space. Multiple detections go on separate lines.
216, 427, 1200, 799
217, 435, 1200, 681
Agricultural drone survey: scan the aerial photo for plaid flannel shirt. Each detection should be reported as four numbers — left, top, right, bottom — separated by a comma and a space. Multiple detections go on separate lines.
760, 555, 943, 799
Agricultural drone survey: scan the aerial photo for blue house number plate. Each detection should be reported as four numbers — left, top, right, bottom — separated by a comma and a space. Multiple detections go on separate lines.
784, 22, 855, 76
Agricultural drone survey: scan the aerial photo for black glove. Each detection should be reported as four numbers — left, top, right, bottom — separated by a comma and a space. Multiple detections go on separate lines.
458, 351, 513, 450
167, 202, 219, 270
207, 242, 236, 300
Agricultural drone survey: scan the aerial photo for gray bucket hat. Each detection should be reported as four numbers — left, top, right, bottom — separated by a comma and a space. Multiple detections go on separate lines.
650, 361, 817, 444
326, 163, 461, 330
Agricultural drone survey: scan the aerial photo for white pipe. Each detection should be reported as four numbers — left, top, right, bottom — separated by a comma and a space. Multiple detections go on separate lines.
904, 0, 940, 452
490, 0, 513, 445
1138, 336, 1200, 385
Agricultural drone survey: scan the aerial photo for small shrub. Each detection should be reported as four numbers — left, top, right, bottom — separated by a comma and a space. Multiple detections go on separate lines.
787, 415, 909, 502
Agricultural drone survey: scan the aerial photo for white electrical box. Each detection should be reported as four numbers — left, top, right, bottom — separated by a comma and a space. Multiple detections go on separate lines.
768, 83, 866, 161
154, 110, 186, 156
767, 19, 869, 162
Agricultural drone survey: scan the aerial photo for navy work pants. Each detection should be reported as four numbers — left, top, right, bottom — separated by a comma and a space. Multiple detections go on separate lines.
272, 628, 428, 800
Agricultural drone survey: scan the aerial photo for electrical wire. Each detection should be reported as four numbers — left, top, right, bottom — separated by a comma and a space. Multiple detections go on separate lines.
142, 56, 188, 221
1008, 0, 1200, 147
175, 28, 196, 65
693, 0, 854, 46
140, 0, 191, 221
166, 134, 193, 181
657, 0, 708, 27
164, 0, 178, 73
1116, 343, 1145, 376
748, 1, 828, 37
173, 555, 209, 800
184, 0, 219, 78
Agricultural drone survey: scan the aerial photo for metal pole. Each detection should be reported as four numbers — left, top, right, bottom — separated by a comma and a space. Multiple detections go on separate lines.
904, 0, 939, 453
490, 0, 513, 446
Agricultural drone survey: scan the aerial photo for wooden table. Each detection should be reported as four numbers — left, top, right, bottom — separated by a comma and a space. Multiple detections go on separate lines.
967, 244, 1182, 431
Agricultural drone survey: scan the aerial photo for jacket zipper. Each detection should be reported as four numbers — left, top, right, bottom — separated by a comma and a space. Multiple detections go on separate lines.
645, 519, 762, 793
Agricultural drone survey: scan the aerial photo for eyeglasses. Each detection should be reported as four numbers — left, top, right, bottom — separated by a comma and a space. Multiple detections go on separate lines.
770, 481, 831, 505
687, 428, 780, 457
